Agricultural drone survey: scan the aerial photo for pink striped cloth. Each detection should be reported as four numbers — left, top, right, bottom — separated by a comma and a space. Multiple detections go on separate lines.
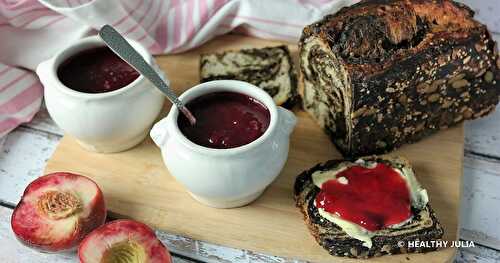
1, 0, 497, 138
0, 0, 360, 138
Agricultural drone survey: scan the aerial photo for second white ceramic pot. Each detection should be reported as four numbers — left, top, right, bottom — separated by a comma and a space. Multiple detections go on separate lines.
150, 80, 297, 208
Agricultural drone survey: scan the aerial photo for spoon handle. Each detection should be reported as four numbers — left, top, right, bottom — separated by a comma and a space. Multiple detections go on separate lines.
99, 25, 184, 110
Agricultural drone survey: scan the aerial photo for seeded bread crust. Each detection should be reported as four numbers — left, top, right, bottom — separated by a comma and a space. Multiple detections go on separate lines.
293, 156, 444, 258
299, 0, 500, 157
200, 45, 298, 107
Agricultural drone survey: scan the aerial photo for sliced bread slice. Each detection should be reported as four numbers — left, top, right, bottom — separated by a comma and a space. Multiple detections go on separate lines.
293, 156, 444, 258
200, 45, 297, 107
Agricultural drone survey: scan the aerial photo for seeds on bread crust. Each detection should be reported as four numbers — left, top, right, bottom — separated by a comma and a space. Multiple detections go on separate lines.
298, 0, 500, 157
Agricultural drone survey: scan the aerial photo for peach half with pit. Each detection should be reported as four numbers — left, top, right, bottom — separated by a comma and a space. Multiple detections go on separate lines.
78, 219, 172, 263
11, 172, 106, 252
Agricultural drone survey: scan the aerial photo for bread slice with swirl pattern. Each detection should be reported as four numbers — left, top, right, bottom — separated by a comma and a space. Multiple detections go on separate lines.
200, 45, 297, 107
293, 156, 444, 258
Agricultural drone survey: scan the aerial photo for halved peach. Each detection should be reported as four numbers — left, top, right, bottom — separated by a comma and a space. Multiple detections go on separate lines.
79, 220, 172, 263
11, 172, 106, 252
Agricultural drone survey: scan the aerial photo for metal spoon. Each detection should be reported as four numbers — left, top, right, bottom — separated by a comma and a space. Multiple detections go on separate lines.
98, 24, 196, 125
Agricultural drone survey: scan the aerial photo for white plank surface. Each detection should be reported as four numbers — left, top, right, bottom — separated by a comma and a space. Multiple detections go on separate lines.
465, 106, 500, 158
0, 127, 60, 206
0, 206, 195, 263
461, 154, 500, 250
20, 102, 63, 136
456, 244, 500, 263
458, 0, 500, 33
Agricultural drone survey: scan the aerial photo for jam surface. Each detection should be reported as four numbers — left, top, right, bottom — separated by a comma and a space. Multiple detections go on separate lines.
316, 163, 411, 231
58, 47, 140, 93
178, 92, 270, 149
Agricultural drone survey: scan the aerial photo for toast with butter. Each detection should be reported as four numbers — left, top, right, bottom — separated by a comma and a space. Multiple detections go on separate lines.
293, 156, 444, 258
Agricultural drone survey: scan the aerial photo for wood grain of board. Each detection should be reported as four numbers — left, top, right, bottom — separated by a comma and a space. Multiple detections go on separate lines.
45, 35, 463, 263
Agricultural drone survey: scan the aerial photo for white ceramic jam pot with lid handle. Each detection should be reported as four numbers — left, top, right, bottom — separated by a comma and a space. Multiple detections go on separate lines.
36, 36, 165, 153
150, 80, 297, 208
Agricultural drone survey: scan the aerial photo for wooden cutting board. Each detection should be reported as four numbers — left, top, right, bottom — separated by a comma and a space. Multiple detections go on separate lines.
45, 35, 462, 263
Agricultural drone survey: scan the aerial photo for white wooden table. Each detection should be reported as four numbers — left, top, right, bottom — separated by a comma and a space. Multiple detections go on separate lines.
1, 100, 500, 263
1, 37, 500, 263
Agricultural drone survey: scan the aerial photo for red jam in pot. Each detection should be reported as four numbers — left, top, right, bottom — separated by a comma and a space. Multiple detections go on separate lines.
315, 163, 411, 231
178, 92, 270, 149
57, 47, 140, 93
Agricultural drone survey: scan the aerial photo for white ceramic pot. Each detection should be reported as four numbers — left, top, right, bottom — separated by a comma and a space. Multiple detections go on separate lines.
150, 80, 297, 208
36, 36, 165, 153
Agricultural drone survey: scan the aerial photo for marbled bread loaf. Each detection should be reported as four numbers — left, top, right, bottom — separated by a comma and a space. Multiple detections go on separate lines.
200, 46, 297, 107
299, 0, 500, 157
294, 156, 444, 258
